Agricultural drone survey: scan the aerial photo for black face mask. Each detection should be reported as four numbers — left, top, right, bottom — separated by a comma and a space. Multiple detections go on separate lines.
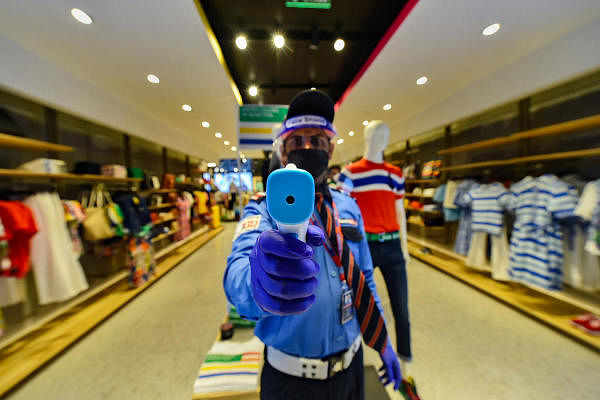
287, 149, 329, 182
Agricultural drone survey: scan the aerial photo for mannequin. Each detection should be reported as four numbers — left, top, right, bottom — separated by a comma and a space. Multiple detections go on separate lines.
338, 121, 412, 369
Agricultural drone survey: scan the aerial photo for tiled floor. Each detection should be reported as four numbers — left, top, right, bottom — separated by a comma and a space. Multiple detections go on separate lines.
6, 223, 600, 400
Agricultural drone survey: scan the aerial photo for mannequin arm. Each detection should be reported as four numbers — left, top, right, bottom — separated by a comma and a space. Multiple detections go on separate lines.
395, 198, 409, 261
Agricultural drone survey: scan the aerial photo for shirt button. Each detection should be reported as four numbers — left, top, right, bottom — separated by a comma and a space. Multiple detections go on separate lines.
330, 271, 336, 277
337, 335, 343, 341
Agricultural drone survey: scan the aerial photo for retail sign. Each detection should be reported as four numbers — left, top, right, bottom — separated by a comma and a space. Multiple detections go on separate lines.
237, 104, 288, 150
285, 0, 331, 9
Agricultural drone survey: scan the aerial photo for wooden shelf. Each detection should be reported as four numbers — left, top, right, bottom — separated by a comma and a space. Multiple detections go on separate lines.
405, 179, 441, 185
0, 169, 142, 183
148, 203, 175, 210
407, 207, 443, 216
0, 132, 74, 153
151, 229, 179, 243
145, 188, 177, 193
407, 219, 445, 229
441, 147, 600, 172
153, 217, 176, 225
405, 194, 433, 200
438, 114, 600, 155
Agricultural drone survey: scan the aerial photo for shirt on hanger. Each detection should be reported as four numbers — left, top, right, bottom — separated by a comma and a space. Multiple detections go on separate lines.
461, 182, 510, 235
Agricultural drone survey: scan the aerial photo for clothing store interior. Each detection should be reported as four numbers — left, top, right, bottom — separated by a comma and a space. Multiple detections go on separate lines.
0, 1, 599, 399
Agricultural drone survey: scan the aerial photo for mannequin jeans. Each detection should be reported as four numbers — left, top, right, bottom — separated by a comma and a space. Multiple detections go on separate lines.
367, 238, 412, 360
260, 347, 364, 400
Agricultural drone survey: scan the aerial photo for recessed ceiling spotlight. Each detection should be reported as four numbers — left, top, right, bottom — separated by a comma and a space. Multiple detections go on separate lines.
235, 35, 248, 50
215, 132, 222, 138
362, 120, 369, 126
231, 146, 237, 151
383, 104, 392, 111
202, 121, 210, 128
248, 85, 258, 97
482, 23, 501, 36
337, 138, 344, 144
348, 130, 355, 136
273, 34, 285, 49
224, 140, 230, 146
310, 87, 317, 91
71, 8, 93, 24
182, 104, 192, 112
333, 38, 345, 52
147, 74, 160, 84
416, 76, 428, 85
207, 162, 216, 168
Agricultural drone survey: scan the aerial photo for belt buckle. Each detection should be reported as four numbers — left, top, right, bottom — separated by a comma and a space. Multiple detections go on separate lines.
326, 355, 344, 378
378, 232, 386, 243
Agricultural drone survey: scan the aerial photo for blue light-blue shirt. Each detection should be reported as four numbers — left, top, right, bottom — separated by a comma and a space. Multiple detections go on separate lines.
224, 189, 386, 359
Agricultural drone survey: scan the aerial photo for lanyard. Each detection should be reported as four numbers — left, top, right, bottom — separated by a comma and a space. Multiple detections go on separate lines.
310, 198, 346, 285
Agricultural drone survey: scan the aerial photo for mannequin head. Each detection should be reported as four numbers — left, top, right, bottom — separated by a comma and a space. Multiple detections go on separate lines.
363, 120, 389, 163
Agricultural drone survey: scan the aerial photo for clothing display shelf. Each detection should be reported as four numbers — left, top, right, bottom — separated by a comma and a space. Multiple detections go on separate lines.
407, 219, 445, 230
151, 229, 179, 243
405, 179, 441, 185
148, 203, 175, 211
440, 147, 600, 172
154, 216, 176, 225
405, 193, 433, 200
406, 207, 443, 216
144, 188, 177, 193
0, 132, 74, 153
438, 114, 600, 155
0, 169, 143, 183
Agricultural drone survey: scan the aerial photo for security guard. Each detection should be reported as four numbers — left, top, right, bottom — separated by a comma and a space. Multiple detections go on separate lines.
224, 90, 401, 400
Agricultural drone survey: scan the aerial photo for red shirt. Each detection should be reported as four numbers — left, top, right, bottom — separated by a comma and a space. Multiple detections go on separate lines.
338, 158, 405, 233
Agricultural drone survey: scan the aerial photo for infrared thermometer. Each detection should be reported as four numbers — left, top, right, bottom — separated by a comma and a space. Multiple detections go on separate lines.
266, 163, 315, 242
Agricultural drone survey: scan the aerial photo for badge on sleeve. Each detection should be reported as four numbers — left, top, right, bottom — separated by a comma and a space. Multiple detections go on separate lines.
233, 215, 262, 241
341, 288, 354, 325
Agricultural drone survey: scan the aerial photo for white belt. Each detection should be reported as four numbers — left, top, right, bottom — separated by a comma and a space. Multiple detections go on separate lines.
266, 335, 362, 380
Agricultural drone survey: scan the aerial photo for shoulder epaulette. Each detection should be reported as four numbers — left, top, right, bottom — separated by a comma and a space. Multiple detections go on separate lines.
250, 192, 266, 203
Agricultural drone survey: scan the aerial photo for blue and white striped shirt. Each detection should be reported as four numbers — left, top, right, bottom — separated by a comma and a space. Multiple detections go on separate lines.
461, 182, 509, 235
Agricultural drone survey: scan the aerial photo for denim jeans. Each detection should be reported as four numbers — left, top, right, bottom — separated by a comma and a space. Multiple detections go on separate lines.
367, 238, 412, 360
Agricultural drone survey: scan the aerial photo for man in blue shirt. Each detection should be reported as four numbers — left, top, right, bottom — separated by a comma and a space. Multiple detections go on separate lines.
224, 90, 401, 399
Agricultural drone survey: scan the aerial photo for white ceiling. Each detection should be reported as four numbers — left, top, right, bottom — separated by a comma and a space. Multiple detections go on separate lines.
1, 1, 600, 166
0, 0, 239, 162
333, 0, 600, 163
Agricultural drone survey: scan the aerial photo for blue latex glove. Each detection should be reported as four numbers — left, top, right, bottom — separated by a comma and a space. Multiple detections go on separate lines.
249, 225, 325, 315
379, 342, 402, 390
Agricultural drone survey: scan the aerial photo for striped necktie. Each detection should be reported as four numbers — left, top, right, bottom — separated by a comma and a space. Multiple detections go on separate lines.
315, 193, 388, 355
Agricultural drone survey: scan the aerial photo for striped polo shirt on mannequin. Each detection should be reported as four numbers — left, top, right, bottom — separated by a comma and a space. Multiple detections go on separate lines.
338, 158, 404, 233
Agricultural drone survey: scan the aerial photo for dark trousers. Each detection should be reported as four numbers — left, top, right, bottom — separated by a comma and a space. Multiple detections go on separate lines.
260, 347, 364, 400
368, 238, 412, 360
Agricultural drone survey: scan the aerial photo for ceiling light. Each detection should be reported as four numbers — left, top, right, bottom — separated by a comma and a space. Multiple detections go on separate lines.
215, 132, 222, 138
202, 121, 210, 128
235, 35, 248, 50
383, 104, 392, 111
182, 104, 192, 112
231, 146, 237, 151
348, 131, 355, 136
248, 85, 258, 97
207, 162, 216, 168
71, 8, 93, 25
234, 167, 239, 172
273, 34, 285, 49
362, 120, 369, 126
147, 74, 160, 84
224, 140, 230, 146
333, 38, 345, 52
337, 138, 344, 144
310, 87, 317, 91
482, 23, 501, 36
416, 76, 428, 85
